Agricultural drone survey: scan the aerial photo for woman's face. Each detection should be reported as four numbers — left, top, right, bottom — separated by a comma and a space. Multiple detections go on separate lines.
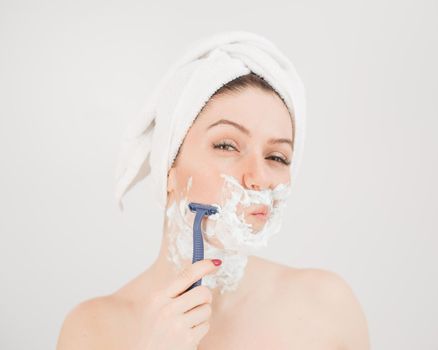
167, 87, 293, 233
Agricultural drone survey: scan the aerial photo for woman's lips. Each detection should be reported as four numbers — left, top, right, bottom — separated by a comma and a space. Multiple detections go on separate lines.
248, 205, 269, 220
251, 212, 268, 220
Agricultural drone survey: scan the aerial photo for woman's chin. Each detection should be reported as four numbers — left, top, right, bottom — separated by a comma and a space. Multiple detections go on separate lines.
246, 215, 268, 233
249, 225, 264, 234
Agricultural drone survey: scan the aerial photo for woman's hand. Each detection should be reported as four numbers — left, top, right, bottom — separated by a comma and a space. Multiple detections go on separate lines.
133, 258, 222, 350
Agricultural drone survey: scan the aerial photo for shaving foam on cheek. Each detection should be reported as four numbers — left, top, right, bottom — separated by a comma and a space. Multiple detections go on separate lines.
204, 174, 292, 255
165, 173, 292, 294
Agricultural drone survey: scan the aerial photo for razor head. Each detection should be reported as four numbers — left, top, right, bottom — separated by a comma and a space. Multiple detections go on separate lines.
188, 202, 219, 216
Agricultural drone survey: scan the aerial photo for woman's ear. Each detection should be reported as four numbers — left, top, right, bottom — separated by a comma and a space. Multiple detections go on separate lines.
167, 167, 177, 194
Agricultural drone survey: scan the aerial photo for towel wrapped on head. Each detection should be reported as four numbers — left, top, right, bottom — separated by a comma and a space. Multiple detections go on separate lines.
114, 30, 307, 216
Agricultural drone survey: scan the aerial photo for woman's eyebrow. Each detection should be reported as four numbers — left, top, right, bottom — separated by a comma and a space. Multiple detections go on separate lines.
206, 118, 293, 149
207, 118, 250, 135
268, 138, 293, 149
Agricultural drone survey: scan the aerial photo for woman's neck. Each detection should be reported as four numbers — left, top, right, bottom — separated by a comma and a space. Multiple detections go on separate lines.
149, 218, 258, 309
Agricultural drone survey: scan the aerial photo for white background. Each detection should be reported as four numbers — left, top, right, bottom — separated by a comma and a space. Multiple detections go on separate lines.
1, 0, 437, 349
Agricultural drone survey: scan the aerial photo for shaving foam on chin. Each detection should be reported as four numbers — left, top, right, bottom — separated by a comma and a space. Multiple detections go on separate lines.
165, 174, 292, 294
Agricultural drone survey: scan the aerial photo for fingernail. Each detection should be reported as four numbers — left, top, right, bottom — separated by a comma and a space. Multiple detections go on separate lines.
211, 259, 222, 266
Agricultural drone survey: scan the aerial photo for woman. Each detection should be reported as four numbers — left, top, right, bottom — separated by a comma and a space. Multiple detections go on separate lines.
57, 32, 370, 349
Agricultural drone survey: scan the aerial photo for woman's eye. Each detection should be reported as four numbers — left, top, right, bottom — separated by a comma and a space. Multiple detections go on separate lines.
213, 142, 237, 152
268, 155, 291, 166
213, 142, 290, 166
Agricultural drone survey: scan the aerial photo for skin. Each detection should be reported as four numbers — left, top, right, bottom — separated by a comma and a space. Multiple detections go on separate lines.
56, 87, 370, 349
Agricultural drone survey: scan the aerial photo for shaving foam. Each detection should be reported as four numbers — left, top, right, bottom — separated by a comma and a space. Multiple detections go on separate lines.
165, 173, 292, 294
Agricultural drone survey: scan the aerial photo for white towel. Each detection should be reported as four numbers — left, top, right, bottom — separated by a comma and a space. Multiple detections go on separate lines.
114, 30, 307, 215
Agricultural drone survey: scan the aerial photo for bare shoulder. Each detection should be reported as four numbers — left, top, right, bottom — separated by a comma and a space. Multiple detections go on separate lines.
56, 294, 133, 350
281, 267, 371, 350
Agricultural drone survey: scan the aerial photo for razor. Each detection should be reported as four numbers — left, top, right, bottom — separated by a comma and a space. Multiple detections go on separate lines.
184, 202, 219, 292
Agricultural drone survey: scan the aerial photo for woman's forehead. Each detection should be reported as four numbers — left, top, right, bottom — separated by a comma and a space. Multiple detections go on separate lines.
195, 88, 293, 135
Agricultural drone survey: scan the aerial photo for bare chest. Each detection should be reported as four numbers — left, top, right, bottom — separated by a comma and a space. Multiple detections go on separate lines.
198, 296, 341, 350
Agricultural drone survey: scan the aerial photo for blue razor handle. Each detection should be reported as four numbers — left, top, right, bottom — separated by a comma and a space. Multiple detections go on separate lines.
185, 202, 218, 292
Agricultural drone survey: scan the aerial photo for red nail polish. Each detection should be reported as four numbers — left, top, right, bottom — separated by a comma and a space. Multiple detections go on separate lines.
212, 259, 222, 266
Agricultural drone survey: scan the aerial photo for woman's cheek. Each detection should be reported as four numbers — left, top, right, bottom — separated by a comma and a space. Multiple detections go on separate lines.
190, 176, 226, 205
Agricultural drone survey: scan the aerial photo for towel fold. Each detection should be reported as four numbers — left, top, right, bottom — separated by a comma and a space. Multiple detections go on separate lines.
114, 30, 307, 213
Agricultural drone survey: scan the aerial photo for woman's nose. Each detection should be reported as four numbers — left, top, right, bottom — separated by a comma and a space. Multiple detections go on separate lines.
241, 154, 271, 191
